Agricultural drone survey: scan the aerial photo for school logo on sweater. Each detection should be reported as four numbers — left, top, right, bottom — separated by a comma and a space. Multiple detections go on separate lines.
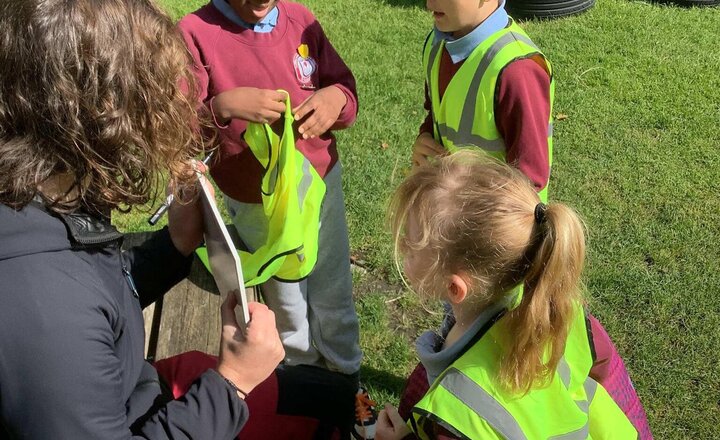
293, 44, 317, 90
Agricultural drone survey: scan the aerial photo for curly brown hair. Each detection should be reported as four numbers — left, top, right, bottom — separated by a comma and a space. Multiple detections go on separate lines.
0, 0, 206, 212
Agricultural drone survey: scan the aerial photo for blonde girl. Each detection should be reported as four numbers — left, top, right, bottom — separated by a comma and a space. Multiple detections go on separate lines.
376, 150, 648, 440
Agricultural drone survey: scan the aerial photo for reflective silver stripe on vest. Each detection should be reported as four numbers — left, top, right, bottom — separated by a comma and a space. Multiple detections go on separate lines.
297, 158, 312, 209
433, 31, 547, 152
437, 123, 506, 151
458, 32, 532, 149
584, 377, 598, 403
426, 40, 443, 85
550, 358, 592, 439
440, 368, 528, 440
558, 358, 571, 389
575, 399, 590, 414
548, 424, 589, 440
459, 33, 520, 145
437, 363, 597, 439
510, 32, 539, 51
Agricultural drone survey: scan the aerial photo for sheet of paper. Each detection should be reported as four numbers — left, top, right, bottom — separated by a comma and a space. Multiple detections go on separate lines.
197, 174, 250, 329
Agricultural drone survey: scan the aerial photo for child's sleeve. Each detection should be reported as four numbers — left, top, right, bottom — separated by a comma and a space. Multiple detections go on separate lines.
177, 22, 211, 107
398, 363, 431, 420
587, 314, 653, 439
312, 20, 358, 129
178, 21, 234, 135
398, 363, 468, 440
495, 58, 551, 192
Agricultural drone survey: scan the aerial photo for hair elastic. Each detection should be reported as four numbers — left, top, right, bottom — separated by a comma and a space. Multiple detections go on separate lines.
208, 96, 231, 129
534, 203, 548, 224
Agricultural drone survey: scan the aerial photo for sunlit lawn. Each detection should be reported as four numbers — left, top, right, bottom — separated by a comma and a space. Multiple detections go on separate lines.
114, 1, 720, 437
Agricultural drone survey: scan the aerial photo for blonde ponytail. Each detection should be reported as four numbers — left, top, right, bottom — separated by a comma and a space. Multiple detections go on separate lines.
388, 150, 587, 395
500, 203, 586, 394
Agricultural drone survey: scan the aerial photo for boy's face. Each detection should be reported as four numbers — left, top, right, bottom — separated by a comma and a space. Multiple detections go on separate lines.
426, 0, 489, 37
227, 0, 279, 24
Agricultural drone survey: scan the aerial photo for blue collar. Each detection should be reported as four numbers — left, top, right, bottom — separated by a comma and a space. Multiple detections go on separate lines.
415, 293, 516, 385
433, 1, 509, 64
213, 0, 278, 33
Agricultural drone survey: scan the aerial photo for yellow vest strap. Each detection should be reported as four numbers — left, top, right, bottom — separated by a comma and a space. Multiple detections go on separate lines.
427, 30, 550, 152
437, 122, 505, 152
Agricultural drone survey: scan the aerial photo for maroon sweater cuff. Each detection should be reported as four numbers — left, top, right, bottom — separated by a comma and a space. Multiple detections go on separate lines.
329, 83, 358, 129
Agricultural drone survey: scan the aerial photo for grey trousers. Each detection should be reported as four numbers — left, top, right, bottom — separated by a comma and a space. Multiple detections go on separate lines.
225, 164, 362, 375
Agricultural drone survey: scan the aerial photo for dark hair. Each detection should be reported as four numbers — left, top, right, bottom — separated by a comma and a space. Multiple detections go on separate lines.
0, 0, 205, 212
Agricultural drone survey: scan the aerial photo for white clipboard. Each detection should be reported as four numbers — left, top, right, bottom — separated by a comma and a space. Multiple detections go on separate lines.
197, 174, 250, 329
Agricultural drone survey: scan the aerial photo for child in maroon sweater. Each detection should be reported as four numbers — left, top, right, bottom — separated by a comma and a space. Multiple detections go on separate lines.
179, 1, 373, 437
179, 1, 358, 205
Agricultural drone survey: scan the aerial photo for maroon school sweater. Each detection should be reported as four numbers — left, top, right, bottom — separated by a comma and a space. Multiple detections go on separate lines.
179, 1, 358, 203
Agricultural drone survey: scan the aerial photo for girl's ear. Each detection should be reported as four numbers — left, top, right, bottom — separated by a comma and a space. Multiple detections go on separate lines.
447, 274, 469, 304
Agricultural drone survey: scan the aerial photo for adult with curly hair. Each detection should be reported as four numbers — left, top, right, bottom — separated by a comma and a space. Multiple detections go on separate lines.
0, 0, 284, 438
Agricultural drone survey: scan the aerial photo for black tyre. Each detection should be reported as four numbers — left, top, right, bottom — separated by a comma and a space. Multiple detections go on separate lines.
506, 0, 595, 19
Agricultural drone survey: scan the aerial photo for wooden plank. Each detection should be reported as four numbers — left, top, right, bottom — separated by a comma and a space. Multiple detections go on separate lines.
154, 259, 223, 359
142, 302, 155, 357
123, 231, 260, 360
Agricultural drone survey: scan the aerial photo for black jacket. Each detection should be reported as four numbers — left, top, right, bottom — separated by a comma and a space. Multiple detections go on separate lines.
0, 202, 248, 439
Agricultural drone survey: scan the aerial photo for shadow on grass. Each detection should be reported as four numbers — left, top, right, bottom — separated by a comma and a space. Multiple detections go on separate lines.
360, 365, 409, 396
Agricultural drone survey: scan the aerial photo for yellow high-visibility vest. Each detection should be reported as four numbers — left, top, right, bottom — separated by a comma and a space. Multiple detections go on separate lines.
198, 91, 325, 286
423, 20, 554, 202
410, 304, 637, 439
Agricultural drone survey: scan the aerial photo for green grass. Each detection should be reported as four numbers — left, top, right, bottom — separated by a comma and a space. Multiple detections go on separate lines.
115, 0, 720, 437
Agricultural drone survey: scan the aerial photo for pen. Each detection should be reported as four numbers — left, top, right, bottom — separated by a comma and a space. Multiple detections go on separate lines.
147, 152, 215, 226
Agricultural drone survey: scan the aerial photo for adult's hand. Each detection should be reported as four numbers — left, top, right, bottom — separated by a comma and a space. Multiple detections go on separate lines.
212, 87, 287, 125
411, 132, 445, 168
216, 295, 284, 398
167, 161, 211, 257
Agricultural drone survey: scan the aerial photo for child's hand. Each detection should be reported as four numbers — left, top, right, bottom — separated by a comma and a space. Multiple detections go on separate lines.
412, 132, 446, 168
376, 404, 412, 440
212, 87, 287, 124
292, 85, 347, 139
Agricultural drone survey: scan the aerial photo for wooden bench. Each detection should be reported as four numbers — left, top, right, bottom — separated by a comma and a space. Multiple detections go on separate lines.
123, 232, 257, 361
